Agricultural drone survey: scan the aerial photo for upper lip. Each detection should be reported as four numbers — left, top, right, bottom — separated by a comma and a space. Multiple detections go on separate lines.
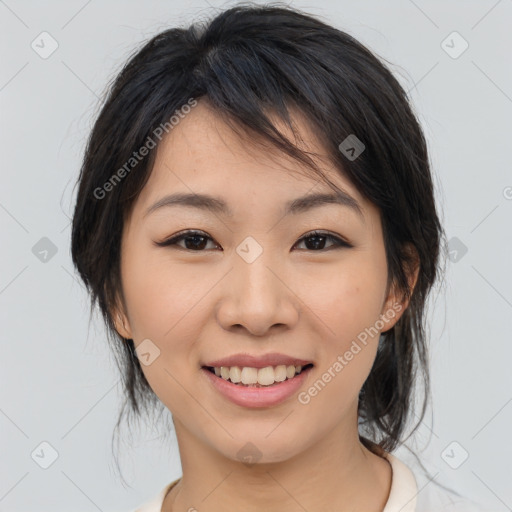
202, 352, 313, 369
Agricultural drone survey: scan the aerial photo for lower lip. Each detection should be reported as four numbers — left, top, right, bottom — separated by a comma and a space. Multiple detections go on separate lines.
200, 366, 313, 408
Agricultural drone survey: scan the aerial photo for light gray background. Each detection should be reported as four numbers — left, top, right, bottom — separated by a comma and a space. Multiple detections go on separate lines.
1, 0, 511, 510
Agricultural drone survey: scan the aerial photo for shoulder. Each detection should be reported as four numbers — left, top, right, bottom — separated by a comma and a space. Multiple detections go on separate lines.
132, 478, 181, 512
382, 452, 419, 512
382, 451, 487, 512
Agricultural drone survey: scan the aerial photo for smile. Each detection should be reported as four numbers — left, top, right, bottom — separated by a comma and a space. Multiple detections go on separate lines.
200, 364, 314, 408
205, 364, 313, 387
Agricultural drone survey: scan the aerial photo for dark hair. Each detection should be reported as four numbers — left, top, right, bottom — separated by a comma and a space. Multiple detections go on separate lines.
71, 2, 446, 471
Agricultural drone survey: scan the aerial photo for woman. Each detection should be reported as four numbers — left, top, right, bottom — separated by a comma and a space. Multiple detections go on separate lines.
71, 4, 484, 511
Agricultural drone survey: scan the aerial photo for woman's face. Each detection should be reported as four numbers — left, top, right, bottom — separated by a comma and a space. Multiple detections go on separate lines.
113, 100, 412, 464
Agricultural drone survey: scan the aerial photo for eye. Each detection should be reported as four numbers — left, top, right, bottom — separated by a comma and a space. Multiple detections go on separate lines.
155, 229, 352, 252
293, 230, 352, 251
155, 230, 220, 251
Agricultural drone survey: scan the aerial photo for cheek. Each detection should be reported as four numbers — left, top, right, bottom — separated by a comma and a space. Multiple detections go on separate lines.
119, 248, 222, 393
121, 246, 209, 341
297, 254, 388, 400
302, 253, 388, 344
120, 249, 211, 409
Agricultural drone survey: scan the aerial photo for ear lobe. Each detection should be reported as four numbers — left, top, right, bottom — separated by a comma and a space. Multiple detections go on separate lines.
380, 282, 405, 333
111, 303, 133, 340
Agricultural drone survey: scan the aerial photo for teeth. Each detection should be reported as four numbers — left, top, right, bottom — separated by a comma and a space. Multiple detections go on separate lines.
274, 365, 287, 382
212, 364, 308, 386
229, 366, 242, 383
241, 367, 258, 385
257, 366, 274, 386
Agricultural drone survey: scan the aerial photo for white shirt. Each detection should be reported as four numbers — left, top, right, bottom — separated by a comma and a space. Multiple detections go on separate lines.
132, 452, 486, 511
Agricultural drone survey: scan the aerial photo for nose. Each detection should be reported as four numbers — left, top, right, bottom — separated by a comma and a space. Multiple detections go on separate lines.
215, 249, 300, 337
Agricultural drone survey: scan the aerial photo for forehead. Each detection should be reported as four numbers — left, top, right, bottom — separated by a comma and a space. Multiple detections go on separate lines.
132, 99, 371, 220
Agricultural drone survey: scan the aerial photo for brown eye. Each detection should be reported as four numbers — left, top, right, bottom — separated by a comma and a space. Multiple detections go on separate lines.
155, 230, 220, 251
294, 231, 352, 251
155, 229, 352, 252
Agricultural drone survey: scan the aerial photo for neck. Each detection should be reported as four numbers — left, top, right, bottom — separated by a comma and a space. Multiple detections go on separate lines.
162, 416, 392, 512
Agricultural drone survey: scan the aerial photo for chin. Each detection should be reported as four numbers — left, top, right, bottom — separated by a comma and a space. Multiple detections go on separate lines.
212, 431, 306, 466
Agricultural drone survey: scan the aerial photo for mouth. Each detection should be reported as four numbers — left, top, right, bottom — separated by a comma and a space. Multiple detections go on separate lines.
202, 363, 314, 388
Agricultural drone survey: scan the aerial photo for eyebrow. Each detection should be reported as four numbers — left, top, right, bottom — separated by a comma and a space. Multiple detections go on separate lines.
144, 190, 364, 221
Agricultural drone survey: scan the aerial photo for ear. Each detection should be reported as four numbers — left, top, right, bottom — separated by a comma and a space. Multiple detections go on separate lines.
380, 243, 420, 333
110, 294, 133, 340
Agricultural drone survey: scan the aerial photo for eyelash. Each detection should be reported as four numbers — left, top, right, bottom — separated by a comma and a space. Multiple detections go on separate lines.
155, 229, 352, 252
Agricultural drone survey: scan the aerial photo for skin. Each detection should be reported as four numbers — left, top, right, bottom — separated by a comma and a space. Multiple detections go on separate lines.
113, 99, 419, 512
